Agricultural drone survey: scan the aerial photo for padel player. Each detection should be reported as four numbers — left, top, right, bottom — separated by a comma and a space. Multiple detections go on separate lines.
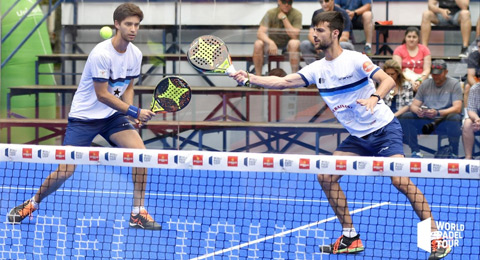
8, 3, 161, 230
231, 11, 450, 260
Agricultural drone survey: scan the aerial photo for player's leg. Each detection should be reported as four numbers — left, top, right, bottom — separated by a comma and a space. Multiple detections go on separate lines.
106, 115, 161, 230
253, 39, 265, 75
7, 118, 98, 223
420, 10, 439, 46
287, 39, 300, 73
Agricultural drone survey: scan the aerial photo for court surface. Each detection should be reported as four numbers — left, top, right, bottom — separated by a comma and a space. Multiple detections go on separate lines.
1, 162, 478, 259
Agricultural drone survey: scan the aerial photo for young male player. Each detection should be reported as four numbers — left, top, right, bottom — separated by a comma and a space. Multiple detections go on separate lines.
8, 3, 161, 230
231, 11, 451, 260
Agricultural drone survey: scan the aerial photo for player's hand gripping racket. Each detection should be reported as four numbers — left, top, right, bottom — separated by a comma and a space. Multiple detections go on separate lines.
187, 35, 250, 86
150, 76, 192, 113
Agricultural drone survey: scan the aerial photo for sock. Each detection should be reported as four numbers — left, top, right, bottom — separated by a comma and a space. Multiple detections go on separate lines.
431, 231, 442, 240
131, 206, 146, 215
30, 197, 39, 209
343, 228, 358, 238
365, 43, 372, 48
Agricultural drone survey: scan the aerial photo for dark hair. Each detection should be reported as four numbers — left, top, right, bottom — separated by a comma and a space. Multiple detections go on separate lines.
402, 26, 420, 44
113, 3, 144, 24
312, 11, 344, 40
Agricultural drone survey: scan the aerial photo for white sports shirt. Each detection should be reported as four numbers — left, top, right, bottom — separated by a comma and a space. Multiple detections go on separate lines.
298, 50, 394, 137
69, 39, 142, 119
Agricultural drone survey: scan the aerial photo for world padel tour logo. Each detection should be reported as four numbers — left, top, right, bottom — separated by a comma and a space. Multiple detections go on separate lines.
123, 152, 134, 163
372, 160, 384, 172
299, 158, 310, 169
227, 156, 238, 167
104, 152, 118, 161
158, 154, 168, 164
390, 162, 405, 172
263, 157, 274, 168
418, 218, 464, 252
410, 162, 421, 173
208, 156, 222, 165
70, 151, 83, 160
447, 163, 459, 174
22, 148, 32, 159
139, 153, 152, 163
336, 160, 347, 171
466, 163, 479, 174
316, 160, 329, 169
89, 151, 99, 161
193, 155, 203, 166
37, 149, 49, 159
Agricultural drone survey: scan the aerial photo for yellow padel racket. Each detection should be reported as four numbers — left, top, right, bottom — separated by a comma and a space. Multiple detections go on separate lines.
187, 35, 249, 86
150, 76, 191, 113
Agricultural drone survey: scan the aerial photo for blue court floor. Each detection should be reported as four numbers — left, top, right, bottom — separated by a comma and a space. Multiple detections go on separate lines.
1, 162, 478, 259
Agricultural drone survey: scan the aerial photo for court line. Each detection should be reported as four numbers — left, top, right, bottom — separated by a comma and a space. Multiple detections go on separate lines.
189, 202, 391, 260
2, 186, 480, 210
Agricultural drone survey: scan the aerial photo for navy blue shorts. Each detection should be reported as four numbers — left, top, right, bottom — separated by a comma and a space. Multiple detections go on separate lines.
63, 112, 135, 147
336, 117, 405, 157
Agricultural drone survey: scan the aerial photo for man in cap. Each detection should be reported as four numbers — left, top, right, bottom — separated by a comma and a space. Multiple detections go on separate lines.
398, 59, 463, 158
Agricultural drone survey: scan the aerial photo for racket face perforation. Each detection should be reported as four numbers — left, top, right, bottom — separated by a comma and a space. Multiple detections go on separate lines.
151, 76, 191, 113
187, 35, 231, 72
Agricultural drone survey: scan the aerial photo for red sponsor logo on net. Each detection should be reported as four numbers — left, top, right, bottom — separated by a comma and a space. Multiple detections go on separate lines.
372, 160, 384, 172
123, 152, 134, 163
410, 162, 421, 173
55, 149, 66, 160
263, 157, 274, 168
89, 151, 99, 161
299, 158, 310, 169
227, 156, 238, 167
22, 148, 33, 159
336, 160, 347, 171
193, 155, 203, 166
158, 154, 168, 164
448, 163, 459, 174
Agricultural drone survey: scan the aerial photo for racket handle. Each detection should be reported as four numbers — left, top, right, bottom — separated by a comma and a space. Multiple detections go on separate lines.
226, 65, 250, 87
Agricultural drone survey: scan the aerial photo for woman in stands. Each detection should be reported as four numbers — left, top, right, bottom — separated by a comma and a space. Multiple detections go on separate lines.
383, 59, 414, 117
393, 26, 432, 92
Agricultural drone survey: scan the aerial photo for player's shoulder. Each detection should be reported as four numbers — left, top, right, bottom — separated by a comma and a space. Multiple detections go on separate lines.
128, 42, 142, 56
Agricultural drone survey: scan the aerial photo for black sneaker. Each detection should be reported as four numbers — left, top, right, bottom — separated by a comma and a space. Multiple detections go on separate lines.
459, 47, 468, 58
429, 239, 452, 260
320, 234, 364, 254
8, 200, 37, 223
129, 209, 162, 230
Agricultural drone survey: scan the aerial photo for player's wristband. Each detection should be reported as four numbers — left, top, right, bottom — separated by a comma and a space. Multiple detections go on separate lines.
126, 105, 140, 118
370, 94, 381, 102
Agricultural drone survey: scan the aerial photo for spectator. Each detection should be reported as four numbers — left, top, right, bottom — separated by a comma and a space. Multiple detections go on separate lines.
336, 0, 373, 54
300, 0, 354, 64
382, 59, 414, 117
253, 0, 302, 75
462, 83, 480, 159
398, 59, 463, 158
393, 27, 432, 92
420, 0, 471, 57
464, 36, 480, 108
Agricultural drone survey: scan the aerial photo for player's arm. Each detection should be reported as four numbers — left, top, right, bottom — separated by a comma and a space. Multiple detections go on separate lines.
357, 69, 395, 113
231, 70, 305, 89
94, 81, 154, 122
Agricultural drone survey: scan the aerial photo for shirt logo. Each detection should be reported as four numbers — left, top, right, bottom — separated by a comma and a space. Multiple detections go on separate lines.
363, 61, 374, 73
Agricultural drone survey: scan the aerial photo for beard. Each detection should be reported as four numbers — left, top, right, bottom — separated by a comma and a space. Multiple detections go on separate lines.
315, 40, 331, 51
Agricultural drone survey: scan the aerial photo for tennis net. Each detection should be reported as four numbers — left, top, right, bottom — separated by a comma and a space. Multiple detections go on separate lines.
1, 143, 478, 259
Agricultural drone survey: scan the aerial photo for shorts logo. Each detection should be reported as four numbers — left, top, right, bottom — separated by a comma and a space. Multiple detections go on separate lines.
89, 151, 99, 161
55, 149, 66, 160
158, 154, 168, 164
123, 152, 134, 163
263, 157, 274, 168
363, 61, 374, 73
447, 163, 459, 174
336, 160, 347, 171
227, 156, 238, 167
410, 162, 421, 173
299, 158, 310, 169
193, 155, 203, 166
22, 148, 32, 159
372, 160, 384, 172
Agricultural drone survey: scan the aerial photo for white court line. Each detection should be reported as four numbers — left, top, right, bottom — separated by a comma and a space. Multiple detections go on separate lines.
189, 202, 391, 260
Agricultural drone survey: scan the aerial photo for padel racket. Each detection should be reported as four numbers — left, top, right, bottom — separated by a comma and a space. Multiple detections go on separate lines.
187, 35, 249, 86
150, 76, 191, 113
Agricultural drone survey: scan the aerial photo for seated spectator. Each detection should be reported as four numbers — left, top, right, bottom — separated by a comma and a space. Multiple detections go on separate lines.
398, 60, 463, 158
462, 83, 480, 159
420, 0, 471, 57
253, 0, 302, 75
336, 0, 373, 54
300, 0, 354, 64
393, 27, 432, 92
464, 36, 480, 109
382, 59, 414, 117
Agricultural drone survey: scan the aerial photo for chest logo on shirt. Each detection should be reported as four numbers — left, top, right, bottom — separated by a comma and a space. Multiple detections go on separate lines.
114, 88, 121, 96
318, 78, 324, 84
363, 61, 374, 73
